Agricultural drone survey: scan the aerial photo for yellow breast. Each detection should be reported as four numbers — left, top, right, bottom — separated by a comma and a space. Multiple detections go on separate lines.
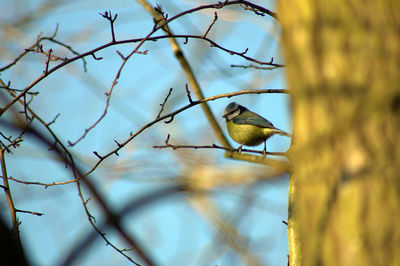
226, 120, 274, 146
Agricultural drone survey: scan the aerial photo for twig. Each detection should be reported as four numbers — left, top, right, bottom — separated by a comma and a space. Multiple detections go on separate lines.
81, 88, 289, 179
91, 52, 103, 60
15, 209, 44, 216
93, 151, 103, 159
43, 48, 53, 74
0, 1, 278, 118
1, 23, 87, 73
75, 181, 141, 265
239, 1, 278, 20
99, 10, 118, 43
0, 120, 155, 266
8, 176, 78, 188
0, 150, 22, 249
145, 34, 284, 67
47, 113, 60, 126
63, 185, 184, 266
231, 63, 281, 70
157, 88, 173, 118
68, 9, 158, 146
1, 88, 142, 263
64, 0, 279, 146
185, 84, 193, 104
203, 11, 218, 38
153, 134, 288, 156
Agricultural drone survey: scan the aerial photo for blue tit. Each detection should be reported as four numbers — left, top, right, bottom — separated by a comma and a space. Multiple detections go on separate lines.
223, 102, 291, 154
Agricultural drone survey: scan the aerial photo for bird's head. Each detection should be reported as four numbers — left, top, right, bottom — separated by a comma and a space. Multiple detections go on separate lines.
223, 102, 242, 122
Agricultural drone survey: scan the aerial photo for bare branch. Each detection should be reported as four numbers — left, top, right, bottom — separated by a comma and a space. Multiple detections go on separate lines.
15, 209, 44, 216
47, 113, 60, 127
185, 84, 193, 104
203, 11, 218, 39
153, 134, 289, 156
82, 88, 288, 179
0, 120, 156, 266
8, 176, 78, 188
0, 150, 22, 249
231, 63, 282, 70
99, 10, 118, 43
157, 88, 173, 118
0, 1, 279, 118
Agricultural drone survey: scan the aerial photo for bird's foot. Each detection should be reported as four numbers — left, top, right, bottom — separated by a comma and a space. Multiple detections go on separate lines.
238, 145, 243, 155
262, 142, 267, 157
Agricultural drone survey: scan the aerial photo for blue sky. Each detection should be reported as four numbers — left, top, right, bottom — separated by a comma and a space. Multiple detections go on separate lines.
0, 0, 290, 265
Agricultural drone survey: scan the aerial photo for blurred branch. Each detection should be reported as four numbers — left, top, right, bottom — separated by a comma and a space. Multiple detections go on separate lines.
1, 83, 146, 264
0, 119, 155, 266
140, 0, 231, 149
187, 194, 263, 265
63, 185, 185, 266
0, 1, 286, 265
74, 181, 142, 265
0, 149, 22, 250
225, 150, 289, 169
138, 0, 280, 151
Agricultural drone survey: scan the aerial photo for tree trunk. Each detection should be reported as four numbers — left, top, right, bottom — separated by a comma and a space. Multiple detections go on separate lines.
278, 1, 400, 265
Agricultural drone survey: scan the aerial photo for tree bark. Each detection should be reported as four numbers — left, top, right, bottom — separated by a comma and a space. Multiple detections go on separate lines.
278, 1, 400, 265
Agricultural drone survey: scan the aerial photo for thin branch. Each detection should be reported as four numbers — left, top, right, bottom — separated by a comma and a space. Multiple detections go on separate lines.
15, 209, 44, 216
63, 185, 184, 266
185, 84, 193, 104
157, 88, 173, 118
8, 176, 78, 188
0, 150, 22, 249
0, 120, 156, 266
75, 181, 141, 265
203, 11, 218, 38
99, 10, 118, 43
68, 10, 155, 146
231, 63, 282, 70
0, 23, 87, 73
138, 0, 231, 150
47, 113, 60, 126
67, 1, 279, 146
82, 88, 288, 179
153, 137, 288, 157
1, 10, 280, 117
0, 84, 39, 96
1, 84, 147, 264
239, 2, 278, 19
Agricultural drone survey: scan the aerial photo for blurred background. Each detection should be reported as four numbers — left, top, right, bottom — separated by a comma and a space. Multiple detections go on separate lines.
0, 0, 291, 265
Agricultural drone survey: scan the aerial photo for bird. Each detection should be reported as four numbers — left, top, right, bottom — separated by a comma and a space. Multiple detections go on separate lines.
223, 102, 291, 155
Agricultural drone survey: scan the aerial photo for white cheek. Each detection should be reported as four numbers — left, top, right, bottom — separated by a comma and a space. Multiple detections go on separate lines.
227, 109, 240, 121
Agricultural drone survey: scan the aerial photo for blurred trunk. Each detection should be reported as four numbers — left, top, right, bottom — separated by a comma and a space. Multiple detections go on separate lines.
278, 1, 400, 265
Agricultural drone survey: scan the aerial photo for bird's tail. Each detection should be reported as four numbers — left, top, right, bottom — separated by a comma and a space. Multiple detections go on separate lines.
275, 129, 292, 137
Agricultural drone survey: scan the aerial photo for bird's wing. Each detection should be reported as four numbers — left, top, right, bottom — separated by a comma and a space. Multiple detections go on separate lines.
232, 111, 275, 128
